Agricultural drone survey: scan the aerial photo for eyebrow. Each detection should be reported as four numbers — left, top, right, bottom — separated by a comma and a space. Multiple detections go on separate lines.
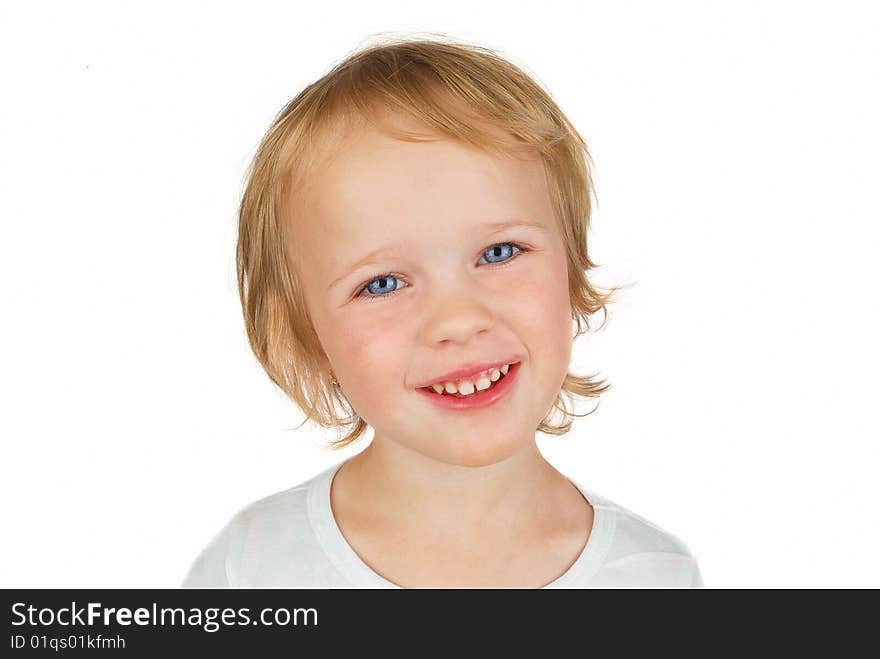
327, 218, 548, 292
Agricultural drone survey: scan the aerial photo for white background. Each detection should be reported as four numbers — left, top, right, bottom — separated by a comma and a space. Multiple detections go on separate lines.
2, 1, 878, 588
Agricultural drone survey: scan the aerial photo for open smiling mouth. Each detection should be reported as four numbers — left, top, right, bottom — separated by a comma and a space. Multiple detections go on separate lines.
416, 362, 521, 410
420, 363, 513, 397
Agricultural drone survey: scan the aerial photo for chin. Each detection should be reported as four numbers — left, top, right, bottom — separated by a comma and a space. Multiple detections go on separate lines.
434, 434, 528, 469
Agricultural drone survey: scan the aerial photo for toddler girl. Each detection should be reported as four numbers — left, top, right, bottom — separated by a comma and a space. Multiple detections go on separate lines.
183, 35, 703, 588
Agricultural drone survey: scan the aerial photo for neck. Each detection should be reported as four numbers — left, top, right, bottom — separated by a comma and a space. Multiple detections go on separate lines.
335, 435, 571, 540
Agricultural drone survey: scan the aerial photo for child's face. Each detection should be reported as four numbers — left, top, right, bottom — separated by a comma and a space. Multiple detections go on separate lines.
289, 112, 574, 467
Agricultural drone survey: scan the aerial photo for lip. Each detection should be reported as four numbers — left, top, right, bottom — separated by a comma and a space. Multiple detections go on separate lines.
415, 357, 521, 389
416, 361, 521, 411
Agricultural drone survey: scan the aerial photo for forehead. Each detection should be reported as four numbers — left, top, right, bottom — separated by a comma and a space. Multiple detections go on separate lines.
298, 115, 552, 242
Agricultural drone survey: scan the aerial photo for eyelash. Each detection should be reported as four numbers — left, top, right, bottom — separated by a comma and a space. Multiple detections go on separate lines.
355, 242, 531, 303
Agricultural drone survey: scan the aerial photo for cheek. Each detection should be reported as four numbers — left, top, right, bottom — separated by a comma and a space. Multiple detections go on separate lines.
514, 254, 573, 388
328, 323, 407, 423
515, 254, 572, 341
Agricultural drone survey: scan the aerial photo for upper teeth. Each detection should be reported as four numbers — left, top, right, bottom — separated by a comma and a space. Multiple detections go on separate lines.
429, 363, 511, 396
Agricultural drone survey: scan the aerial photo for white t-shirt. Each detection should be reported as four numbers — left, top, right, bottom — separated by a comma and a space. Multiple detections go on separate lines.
182, 459, 704, 588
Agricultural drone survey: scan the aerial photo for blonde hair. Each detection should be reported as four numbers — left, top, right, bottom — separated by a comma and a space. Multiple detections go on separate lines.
236, 33, 620, 449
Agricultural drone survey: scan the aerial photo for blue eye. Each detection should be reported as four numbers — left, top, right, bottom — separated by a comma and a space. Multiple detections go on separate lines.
356, 242, 529, 303
483, 243, 517, 264
363, 274, 403, 299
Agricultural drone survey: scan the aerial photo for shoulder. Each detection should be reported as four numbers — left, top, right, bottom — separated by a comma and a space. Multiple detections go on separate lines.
232, 479, 314, 533
580, 486, 705, 587
180, 475, 318, 588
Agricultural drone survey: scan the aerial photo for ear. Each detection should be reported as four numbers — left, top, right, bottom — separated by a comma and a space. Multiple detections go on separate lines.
316, 347, 334, 375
